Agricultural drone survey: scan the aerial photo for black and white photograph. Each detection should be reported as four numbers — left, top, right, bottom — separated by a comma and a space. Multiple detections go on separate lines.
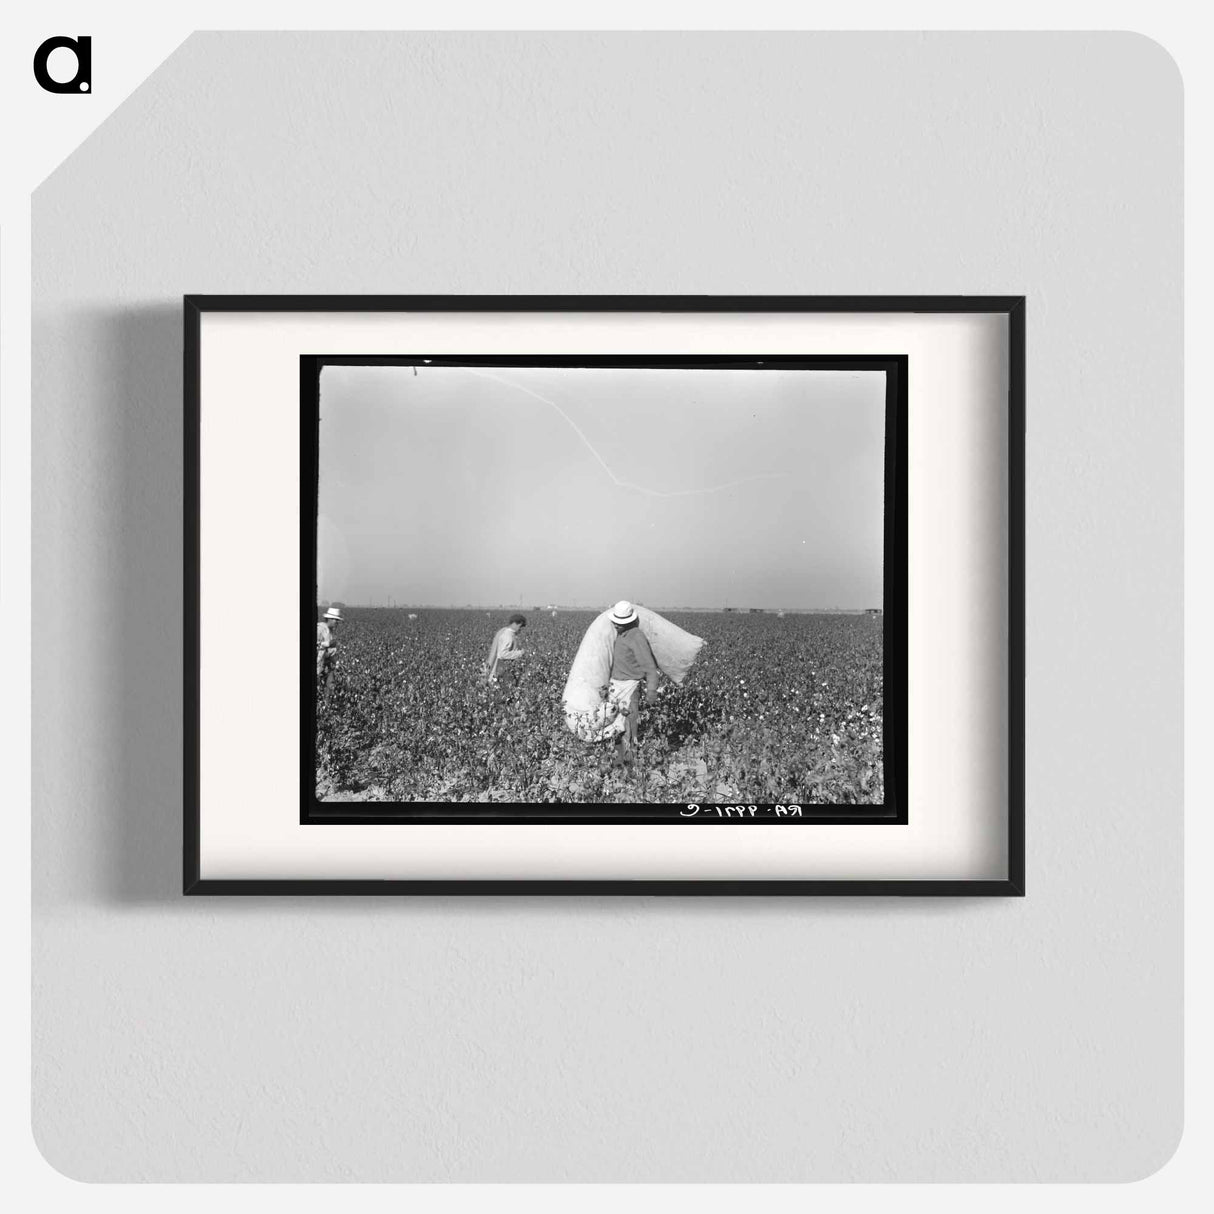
306, 355, 905, 820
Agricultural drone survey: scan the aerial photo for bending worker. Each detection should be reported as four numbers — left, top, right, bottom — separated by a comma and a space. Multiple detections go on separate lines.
607, 600, 659, 762
484, 612, 527, 683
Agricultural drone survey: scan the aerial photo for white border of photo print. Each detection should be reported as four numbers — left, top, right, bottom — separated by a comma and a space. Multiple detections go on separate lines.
188, 301, 1019, 890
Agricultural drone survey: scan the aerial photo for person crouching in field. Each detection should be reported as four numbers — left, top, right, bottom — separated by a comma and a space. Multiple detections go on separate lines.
316, 605, 342, 701
607, 600, 658, 765
484, 613, 526, 684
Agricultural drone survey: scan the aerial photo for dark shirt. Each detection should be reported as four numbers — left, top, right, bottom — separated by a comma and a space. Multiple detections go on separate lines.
610, 628, 659, 696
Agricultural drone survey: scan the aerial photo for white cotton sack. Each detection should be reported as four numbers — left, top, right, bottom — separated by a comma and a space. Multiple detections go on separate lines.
562, 606, 705, 740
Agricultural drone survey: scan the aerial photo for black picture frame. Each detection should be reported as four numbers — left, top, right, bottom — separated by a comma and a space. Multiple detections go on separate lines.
184, 295, 1025, 896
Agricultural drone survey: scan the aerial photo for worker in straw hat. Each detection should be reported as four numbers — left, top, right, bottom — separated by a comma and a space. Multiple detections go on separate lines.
606, 600, 659, 765
316, 605, 343, 700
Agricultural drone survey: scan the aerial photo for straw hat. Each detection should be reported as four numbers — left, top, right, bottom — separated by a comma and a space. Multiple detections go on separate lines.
608, 600, 638, 626
323, 606, 343, 621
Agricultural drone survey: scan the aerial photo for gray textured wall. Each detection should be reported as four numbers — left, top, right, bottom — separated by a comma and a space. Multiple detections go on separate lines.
32, 33, 1182, 1181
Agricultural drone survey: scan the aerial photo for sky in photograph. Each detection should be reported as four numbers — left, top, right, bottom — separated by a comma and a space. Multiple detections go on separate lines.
317, 363, 886, 610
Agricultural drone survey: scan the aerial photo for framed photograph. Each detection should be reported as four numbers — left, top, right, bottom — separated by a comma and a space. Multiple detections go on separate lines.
185, 296, 1023, 894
